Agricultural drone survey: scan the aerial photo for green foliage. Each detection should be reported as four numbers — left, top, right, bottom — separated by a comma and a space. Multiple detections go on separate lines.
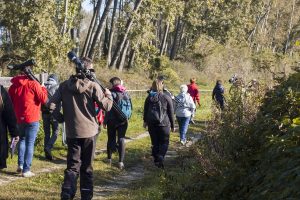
149, 55, 179, 83
162, 71, 300, 199
0, 0, 79, 73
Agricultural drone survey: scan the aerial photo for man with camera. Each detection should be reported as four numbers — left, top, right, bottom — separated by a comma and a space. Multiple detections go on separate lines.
48, 56, 113, 200
8, 71, 48, 177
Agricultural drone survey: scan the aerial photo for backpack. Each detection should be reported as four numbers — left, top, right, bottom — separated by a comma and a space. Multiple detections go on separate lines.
95, 103, 105, 124
112, 91, 132, 120
146, 93, 165, 124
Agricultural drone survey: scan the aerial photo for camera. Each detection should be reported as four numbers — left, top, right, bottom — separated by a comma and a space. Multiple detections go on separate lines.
7, 59, 35, 71
229, 74, 238, 84
67, 51, 85, 72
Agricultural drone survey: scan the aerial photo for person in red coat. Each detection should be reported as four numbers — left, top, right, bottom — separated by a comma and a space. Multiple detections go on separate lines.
187, 78, 200, 107
9, 74, 48, 177
187, 78, 200, 124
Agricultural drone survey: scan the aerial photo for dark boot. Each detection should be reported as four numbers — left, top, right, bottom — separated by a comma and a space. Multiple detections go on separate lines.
80, 189, 93, 200
61, 171, 78, 200
45, 149, 53, 161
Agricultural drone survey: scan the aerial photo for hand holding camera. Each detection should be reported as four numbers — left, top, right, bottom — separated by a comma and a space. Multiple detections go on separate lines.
104, 88, 111, 97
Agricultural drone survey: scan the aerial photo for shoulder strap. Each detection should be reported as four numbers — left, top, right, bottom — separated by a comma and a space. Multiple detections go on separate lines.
111, 91, 118, 100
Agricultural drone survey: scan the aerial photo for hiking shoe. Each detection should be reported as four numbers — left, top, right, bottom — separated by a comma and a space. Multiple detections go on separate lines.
45, 149, 53, 161
157, 161, 164, 169
16, 166, 23, 173
190, 120, 195, 124
61, 192, 72, 200
180, 140, 186, 145
118, 162, 124, 170
22, 171, 35, 178
157, 156, 164, 169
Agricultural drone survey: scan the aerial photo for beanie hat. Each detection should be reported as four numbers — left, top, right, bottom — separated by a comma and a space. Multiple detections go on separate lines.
48, 74, 59, 83
180, 84, 188, 93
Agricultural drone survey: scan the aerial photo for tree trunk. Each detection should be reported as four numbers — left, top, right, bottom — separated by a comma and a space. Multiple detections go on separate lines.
128, 49, 135, 69
158, 14, 163, 44
61, 0, 68, 34
87, 0, 114, 59
81, 0, 102, 57
110, 0, 143, 69
170, 17, 181, 60
107, 0, 118, 68
159, 22, 169, 56
118, 40, 130, 72
271, 0, 279, 51
102, 21, 110, 57
86, 1, 103, 57
178, 22, 185, 53
284, 0, 296, 54
119, 0, 123, 18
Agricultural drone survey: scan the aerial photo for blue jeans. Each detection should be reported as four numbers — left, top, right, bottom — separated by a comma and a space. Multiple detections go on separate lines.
42, 114, 59, 151
18, 122, 39, 173
176, 116, 191, 142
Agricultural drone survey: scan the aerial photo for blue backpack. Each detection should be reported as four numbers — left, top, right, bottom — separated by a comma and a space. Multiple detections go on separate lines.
112, 91, 132, 120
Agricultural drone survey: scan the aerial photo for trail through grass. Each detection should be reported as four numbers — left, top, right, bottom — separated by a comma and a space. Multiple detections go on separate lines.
0, 92, 212, 199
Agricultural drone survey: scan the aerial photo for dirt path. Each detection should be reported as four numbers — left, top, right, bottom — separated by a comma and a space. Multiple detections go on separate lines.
0, 130, 202, 199
93, 165, 145, 199
90, 132, 203, 200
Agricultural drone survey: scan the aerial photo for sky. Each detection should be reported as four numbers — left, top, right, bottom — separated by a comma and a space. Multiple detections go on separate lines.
82, 0, 94, 12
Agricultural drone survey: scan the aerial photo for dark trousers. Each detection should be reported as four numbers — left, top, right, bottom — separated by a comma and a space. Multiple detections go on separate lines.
61, 136, 96, 200
148, 126, 170, 163
107, 121, 128, 162
42, 114, 59, 151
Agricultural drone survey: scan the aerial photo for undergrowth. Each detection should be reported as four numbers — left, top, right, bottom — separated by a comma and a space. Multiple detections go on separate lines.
162, 70, 300, 199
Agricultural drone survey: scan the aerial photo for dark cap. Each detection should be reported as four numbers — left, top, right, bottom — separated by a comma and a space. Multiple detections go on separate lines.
109, 77, 121, 86
157, 75, 165, 81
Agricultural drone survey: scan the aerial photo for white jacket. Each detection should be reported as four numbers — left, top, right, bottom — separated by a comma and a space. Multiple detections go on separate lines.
175, 92, 196, 117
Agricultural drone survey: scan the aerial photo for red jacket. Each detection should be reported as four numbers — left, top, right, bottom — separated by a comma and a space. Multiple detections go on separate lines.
187, 83, 200, 105
8, 75, 48, 124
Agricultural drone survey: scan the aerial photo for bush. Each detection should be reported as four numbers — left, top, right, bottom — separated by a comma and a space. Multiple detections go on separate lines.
163, 70, 300, 199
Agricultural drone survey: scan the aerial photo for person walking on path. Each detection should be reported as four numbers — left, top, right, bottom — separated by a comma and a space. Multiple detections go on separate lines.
0, 84, 19, 169
143, 80, 175, 169
8, 73, 48, 177
48, 58, 113, 200
41, 74, 61, 160
212, 80, 225, 110
187, 78, 201, 107
187, 78, 201, 124
103, 77, 132, 170
174, 85, 195, 145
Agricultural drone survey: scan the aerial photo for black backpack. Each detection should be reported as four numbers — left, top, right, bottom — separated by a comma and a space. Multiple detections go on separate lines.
146, 93, 165, 124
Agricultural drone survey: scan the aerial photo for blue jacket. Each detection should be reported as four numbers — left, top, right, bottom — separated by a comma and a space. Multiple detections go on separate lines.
212, 83, 225, 103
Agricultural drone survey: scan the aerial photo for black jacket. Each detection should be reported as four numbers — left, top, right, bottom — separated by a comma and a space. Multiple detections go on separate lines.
143, 92, 175, 129
0, 85, 19, 169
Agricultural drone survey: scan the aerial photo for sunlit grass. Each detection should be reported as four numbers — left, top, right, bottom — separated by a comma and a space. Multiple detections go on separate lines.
0, 91, 213, 199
